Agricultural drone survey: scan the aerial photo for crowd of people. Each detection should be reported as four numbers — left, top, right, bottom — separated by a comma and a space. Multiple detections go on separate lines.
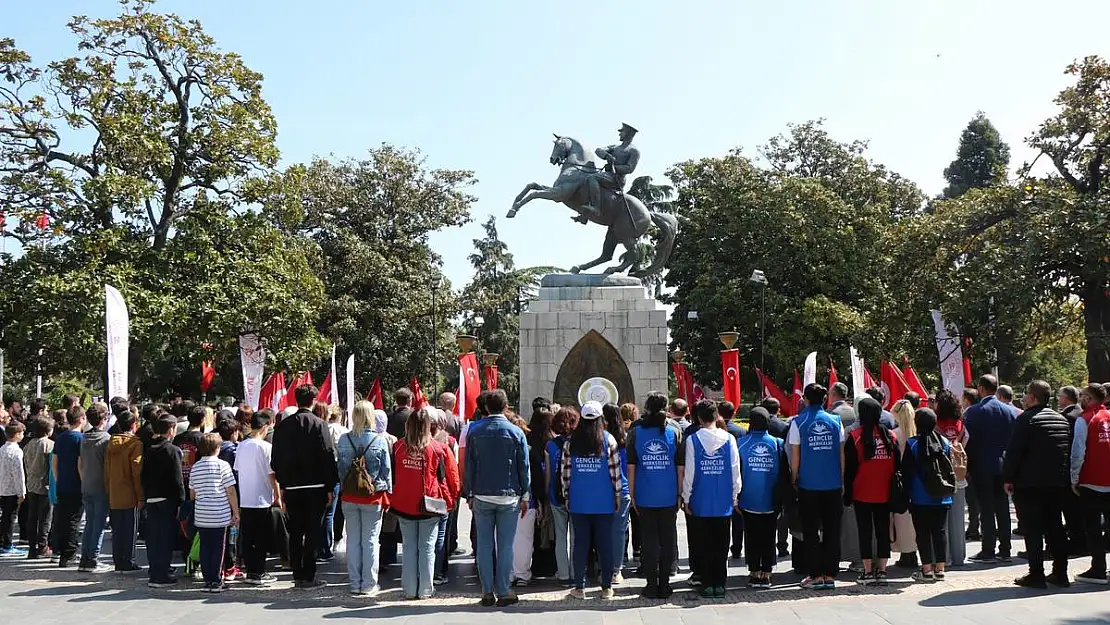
1, 376, 1109, 605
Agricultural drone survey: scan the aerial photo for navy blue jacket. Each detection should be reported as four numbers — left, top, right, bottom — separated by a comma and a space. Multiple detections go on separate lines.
964, 396, 1016, 476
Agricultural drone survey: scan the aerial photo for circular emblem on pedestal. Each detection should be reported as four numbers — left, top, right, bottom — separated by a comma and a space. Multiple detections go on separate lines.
578, 376, 618, 406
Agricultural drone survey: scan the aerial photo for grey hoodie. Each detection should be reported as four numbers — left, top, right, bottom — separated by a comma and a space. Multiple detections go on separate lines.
80, 428, 111, 495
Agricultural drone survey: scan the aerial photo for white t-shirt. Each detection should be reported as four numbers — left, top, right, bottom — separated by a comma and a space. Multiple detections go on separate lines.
329, 422, 350, 448
459, 422, 470, 448
234, 437, 275, 509
190, 456, 236, 528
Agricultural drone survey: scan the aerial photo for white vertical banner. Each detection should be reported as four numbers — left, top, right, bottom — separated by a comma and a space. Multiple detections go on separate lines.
931, 310, 966, 396
803, 351, 817, 387
849, 346, 867, 400
239, 333, 266, 409
345, 354, 355, 417
329, 345, 339, 406
105, 285, 130, 399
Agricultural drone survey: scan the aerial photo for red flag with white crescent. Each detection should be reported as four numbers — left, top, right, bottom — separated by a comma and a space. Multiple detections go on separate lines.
756, 367, 795, 417
458, 352, 480, 420
367, 378, 384, 410
902, 357, 929, 401
721, 349, 741, 406
200, 361, 215, 394
410, 376, 428, 410
484, 364, 498, 390
881, 360, 912, 410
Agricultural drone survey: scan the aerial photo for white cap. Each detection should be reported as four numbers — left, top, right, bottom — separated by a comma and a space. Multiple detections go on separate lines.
581, 401, 603, 420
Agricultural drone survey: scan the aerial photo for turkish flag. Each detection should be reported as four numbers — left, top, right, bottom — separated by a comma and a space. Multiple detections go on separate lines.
756, 367, 795, 417
863, 366, 878, 390
962, 338, 973, 386
410, 376, 428, 410
880, 360, 912, 410
690, 383, 706, 403
259, 372, 286, 412
827, 359, 839, 409
484, 364, 499, 390
280, 371, 313, 411
672, 362, 694, 402
793, 370, 804, 414
200, 361, 215, 393
316, 370, 334, 406
902, 358, 929, 400
366, 378, 384, 410
721, 349, 741, 406
458, 352, 481, 420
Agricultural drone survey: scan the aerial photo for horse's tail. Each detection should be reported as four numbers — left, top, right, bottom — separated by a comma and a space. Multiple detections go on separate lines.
632, 211, 678, 278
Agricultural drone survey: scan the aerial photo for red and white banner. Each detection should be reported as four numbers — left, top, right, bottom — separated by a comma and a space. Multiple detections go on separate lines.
484, 364, 498, 390
104, 285, 130, 400
721, 349, 741, 406
239, 333, 266, 409
931, 309, 968, 395
279, 371, 312, 411
259, 372, 286, 412
880, 360, 912, 409
345, 354, 355, 417
457, 352, 481, 420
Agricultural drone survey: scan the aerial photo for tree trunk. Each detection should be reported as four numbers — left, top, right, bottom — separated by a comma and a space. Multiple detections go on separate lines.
1082, 285, 1110, 382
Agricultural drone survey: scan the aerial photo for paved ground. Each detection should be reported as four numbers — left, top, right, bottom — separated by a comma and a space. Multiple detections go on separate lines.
2, 507, 1108, 624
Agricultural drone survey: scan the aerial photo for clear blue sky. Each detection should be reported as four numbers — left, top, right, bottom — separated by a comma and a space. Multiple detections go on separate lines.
5, 0, 1109, 288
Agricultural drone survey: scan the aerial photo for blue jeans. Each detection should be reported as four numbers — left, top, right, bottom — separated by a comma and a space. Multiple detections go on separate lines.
434, 513, 449, 579
319, 484, 340, 558
145, 500, 178, 583
198, 526, 227, 587
79, 493, 109, 567
572, 513, 614, 590
473, 498, 520, 596
398, 516, 440, 598
613, 495, 631, 576
342, 502, 384, 592
109, 508, 137, 569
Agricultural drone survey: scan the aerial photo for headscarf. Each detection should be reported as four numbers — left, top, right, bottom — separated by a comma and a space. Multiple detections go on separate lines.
857, 397, 893, 460
914, 407, 946, 467
748, 407, 770, 431
373, 409, 388, 435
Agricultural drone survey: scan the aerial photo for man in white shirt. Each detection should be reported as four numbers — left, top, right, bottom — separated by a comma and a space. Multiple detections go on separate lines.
235, 411, 282, 585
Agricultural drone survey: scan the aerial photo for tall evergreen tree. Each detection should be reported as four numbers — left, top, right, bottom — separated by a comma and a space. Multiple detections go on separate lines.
942, 112, 1011, 198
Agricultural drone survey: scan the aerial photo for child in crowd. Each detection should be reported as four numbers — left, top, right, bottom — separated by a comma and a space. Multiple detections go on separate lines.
22, 417, 54, 560
189, 433, 239, 593
141, 416, 185, 588
0, 422, 27, 556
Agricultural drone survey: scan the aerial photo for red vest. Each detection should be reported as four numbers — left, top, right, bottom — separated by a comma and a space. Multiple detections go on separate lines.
1079, 408, 1110, 488
390, 440, 459, 516
937, 417, 963, 445
849, 428, 898, 503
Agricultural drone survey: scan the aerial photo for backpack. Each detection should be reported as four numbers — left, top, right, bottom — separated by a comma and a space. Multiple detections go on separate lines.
341, 433, 378, 498
920, 434, 957, 498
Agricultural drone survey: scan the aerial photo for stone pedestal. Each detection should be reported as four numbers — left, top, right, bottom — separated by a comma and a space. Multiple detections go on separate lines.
518, 274, 669, 409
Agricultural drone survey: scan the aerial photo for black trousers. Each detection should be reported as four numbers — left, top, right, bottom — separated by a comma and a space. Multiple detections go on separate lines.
1013, 487, 1068, 576
240, 507, 273, 577
910, 505, 949, 566
1080, 488, 1110, 575
854, 502, 892, 561
145, 499, 179, 584
630, 506, 642, 556
52, 493, 83, 562
24, 492, 52, 556
0, 495, 18, 549
730, 509, 745, 557
284, 488, 329, 582
637, 505, 677, 584
742, 511, 777, 573
1062, 487, 1085, 552
799, 488, 843, 578
691, 515, 731, 588
970, 471, 1011, 556
776, 510, 790, 552
684, 510, 698, 576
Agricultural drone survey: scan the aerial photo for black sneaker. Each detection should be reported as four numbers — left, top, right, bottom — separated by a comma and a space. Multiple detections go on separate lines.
969, 551, 997, 563
1046, 572, 1071, 588
299, 579, 327, 590
998, 553, 1013, 564
1014, 573, 1047, 589
659, 582, 674, 598
480, 593, 496, 607
641, 583, 660, 599
965, 531, 981, 541
148, 577, 178, 588
778, 546, 790, 558
1076, 568, 1109, 585
496, 593, 520, 607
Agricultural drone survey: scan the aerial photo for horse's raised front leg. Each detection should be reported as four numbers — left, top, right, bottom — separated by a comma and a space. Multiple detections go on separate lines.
507, 182, 547, 217
571, 230, 618, 274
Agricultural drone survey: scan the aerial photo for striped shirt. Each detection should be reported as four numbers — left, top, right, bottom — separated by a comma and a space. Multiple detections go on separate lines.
189, 456, 236, 528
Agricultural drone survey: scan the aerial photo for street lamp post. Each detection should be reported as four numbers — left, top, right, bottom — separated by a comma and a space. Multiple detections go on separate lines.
430, 275, 443, 397
749, 269, 768, 379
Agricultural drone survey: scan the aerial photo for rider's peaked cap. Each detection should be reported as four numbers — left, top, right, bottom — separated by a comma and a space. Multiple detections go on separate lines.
620, 122, 639, 134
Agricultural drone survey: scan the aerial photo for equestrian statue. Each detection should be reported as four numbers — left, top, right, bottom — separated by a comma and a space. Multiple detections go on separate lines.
507, 123, 677, 278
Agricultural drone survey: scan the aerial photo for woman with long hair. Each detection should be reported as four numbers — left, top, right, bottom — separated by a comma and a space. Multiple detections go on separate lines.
429, 409, 458, 586
560, 401, 622, 600
336, 401, 392, 596
902, 408, 954, 582
890, 399, 918, 569
546, 406, 579, 585
619, 403, 642, 561
525, 406, 556, 580
504, 412, 540, 587
934, 389, 969, 567
844, 397, 898, 585
390, 406, 460, 599
603, 402, 630, 585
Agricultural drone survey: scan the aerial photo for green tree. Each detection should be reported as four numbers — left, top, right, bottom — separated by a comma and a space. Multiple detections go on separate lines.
458, 216, 552, 406
942, 112, 1011, 199
258, 148, 477, 395
665, 121, 926, 392
626, 175, 675, 298
0, 1, 322, 397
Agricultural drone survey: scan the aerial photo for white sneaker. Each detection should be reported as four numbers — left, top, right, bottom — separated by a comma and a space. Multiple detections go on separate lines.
600, 587, 615, 600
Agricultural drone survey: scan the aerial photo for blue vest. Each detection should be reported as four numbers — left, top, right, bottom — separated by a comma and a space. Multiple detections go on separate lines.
632, 425, 678, 508
796, 407, 844, 491
737, 432, 782, 513
689, 433, 736, 518
546, 436, 565, 505
568, 435, 615, 514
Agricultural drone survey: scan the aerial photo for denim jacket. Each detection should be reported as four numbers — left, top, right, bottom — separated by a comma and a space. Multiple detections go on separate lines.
462, 415, 531, 500
336, 428, 392, 493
